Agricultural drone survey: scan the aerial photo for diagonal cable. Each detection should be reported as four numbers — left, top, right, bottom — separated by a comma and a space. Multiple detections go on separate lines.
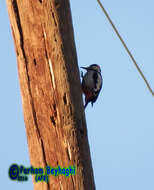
97, 0, 154, 96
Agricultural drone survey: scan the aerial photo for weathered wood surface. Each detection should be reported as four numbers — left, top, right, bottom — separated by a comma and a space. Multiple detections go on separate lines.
6, 0, 95, 189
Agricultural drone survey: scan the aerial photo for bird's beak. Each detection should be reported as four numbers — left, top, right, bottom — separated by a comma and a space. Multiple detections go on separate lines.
80, 66, 88, 70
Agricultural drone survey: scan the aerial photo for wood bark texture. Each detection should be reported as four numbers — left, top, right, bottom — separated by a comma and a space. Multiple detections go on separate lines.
6, 0, 95, 189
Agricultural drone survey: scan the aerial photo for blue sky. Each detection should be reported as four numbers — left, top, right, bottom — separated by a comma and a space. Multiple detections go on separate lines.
1, 0, 154, 189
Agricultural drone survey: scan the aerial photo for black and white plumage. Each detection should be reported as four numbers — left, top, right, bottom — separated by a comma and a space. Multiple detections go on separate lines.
81, 64, 103, 109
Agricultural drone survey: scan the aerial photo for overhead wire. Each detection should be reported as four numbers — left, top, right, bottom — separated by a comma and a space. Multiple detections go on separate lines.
97, 0, 154, 96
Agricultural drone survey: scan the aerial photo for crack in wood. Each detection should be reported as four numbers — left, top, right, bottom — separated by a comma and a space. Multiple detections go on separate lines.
63, 93, 67, 105
53, 104, 57, 117
40, 139, 50, 190
50, 115, 56, 127
48, 59, 56, 89
69, 103, 73, 115
12, 0, 25, 59
71, 175, 76, 190
54, 33, 57, 42
53, 103, 56, 111
80, 128, 84, 137
33, 58, 37, 65
66, 148, 71, 161
66, 142, 72, 160
42, 28, 56, 90
51, 9, 57, 27
44, 42, 48, 60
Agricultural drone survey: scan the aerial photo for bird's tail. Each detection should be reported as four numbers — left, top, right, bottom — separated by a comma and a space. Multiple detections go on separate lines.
84, 101, 88, 109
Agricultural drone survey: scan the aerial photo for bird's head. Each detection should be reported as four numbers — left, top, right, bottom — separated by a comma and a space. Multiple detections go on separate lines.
81, 64, 101, 73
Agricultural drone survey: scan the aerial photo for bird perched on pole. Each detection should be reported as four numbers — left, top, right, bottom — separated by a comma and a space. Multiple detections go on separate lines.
81, 64, 103, 109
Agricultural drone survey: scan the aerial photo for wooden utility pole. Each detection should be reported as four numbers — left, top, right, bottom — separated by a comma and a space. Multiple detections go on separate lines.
7, 0, 95, 189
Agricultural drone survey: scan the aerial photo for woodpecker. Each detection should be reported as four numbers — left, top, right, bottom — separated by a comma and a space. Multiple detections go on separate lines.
81, 64, 103, 109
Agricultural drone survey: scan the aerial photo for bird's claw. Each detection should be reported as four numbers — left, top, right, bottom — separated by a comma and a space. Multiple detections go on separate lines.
81, 71, 83, 78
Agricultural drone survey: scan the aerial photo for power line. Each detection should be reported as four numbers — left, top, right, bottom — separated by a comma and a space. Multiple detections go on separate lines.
97, 0, 154, 96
